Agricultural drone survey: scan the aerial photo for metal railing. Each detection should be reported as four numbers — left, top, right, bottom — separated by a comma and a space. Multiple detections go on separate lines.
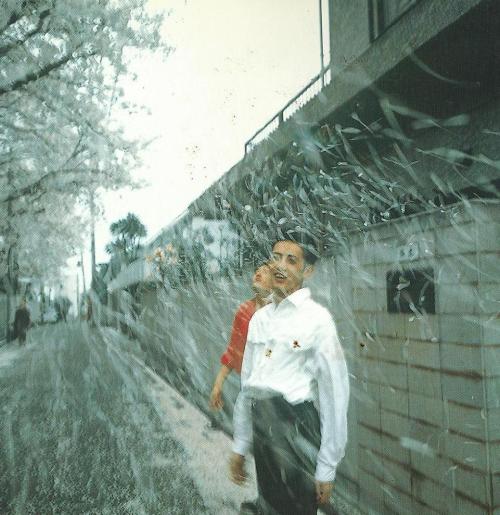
244, 65, 331, 155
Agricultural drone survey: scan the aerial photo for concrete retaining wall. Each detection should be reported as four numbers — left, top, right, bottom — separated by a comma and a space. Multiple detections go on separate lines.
338, 200, 499, 514
128, 199, 499, 514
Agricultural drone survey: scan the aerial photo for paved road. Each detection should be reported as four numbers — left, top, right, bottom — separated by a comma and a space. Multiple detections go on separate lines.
0, 323, 207, 514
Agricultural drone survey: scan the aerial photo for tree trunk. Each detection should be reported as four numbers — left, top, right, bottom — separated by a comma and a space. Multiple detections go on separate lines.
5, 167, 18, 337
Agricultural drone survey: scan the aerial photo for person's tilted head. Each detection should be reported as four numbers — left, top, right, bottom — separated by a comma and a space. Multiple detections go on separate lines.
251, 263, 273, 297
269, 234, 318, 301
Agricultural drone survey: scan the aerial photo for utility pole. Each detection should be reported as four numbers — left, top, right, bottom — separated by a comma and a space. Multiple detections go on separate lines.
5, 166, 17, 337
80, 250, 86, 292
319, 0, 325, 87
40, 283, 45, 324
90, 190, 97, 288
76, 272, 80, 319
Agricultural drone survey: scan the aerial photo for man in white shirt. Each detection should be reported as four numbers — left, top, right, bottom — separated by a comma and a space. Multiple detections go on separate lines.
229, 235, 349, 514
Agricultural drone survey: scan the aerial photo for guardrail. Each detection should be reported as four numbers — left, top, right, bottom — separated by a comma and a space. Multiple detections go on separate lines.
244, 65, 331, 155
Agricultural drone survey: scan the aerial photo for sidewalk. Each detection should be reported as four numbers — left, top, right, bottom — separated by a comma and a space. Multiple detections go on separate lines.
138, 356, 259, 515
139, 357, 356, 515
0, 324, 355, 514
0, 324, 209, 513
0, 341, 22, 369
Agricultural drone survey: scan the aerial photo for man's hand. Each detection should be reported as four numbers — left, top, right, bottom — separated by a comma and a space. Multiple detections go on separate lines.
210, 365, 232, 410
315, 480, 334, 505
229, 453, 246, 485
209, 384, 223, 410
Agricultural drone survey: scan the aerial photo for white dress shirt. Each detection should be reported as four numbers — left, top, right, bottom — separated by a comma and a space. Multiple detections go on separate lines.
232, 287, 349, 482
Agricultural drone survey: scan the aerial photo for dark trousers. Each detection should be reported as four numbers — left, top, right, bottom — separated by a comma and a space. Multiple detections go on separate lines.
17, 329, 27, 344
252, 396, 321, 515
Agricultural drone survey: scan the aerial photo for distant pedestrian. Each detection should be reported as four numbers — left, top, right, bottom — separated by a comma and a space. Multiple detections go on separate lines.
55, 296, 71, 322
61, 296, 71, 322
85, 296, 94, 326
14, 299, 31, 345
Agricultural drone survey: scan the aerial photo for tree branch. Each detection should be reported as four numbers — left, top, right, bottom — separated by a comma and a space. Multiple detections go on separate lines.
0, 11, 24, 35
0, 166, 77, 204
0, 9, 51, 58
0, 46, 97, 96
12, 204, 46, 217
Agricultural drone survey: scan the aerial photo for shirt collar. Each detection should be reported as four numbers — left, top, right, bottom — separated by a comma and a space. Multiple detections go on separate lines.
273, 287, 311, 308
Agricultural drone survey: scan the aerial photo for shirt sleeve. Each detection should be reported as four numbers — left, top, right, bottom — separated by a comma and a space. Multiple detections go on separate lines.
232, 316, 257, 456
314, 315, 350, 482
220, 303, 252, 373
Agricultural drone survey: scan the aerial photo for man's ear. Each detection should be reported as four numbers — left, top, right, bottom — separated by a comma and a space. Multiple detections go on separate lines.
303, 264, 314, 279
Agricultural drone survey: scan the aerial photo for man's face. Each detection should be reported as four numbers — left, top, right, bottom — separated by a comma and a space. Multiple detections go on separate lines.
270, 240, 312, 298
252, 264, 272, 295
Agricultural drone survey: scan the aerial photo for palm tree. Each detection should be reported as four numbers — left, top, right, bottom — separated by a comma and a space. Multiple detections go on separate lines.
106, 213, 147, 265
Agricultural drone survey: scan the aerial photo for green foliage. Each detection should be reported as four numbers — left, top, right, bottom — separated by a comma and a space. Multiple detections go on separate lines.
106, 212, 147, 265
212, 112, 489, 263
0, 0, 169, 284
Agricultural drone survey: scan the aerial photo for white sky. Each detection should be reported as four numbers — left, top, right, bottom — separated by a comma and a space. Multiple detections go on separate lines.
62, 0, 330, 302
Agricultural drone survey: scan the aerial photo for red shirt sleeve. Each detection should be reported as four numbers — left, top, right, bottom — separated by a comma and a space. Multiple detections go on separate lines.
220, 300, 256, 374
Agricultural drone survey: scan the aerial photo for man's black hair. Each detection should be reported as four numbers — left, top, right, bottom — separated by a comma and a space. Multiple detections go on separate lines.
271, 225, 320, 265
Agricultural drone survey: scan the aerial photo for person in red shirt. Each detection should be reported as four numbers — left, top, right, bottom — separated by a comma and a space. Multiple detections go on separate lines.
209, 264, 272, 410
